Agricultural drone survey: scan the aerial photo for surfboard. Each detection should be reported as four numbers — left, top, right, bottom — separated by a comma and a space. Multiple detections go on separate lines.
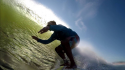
56, 66, 85, 70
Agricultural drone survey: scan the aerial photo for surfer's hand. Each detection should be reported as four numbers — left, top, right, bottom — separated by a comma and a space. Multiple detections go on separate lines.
32, 36, 39, 40
38, 26, 49, 34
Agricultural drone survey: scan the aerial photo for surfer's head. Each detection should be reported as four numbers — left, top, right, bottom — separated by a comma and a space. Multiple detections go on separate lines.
47, 21, 56, 26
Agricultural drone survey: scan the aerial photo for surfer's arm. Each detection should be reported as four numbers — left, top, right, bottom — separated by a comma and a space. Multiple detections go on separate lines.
37, 33, 56, 44
38, 26, 50, 34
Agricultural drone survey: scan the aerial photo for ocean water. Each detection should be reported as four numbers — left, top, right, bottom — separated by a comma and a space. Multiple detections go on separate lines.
0, 0, 60, 70
0, 0, 125, 70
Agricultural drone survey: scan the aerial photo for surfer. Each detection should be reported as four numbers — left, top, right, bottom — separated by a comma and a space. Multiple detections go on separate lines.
32, 21, 80, 69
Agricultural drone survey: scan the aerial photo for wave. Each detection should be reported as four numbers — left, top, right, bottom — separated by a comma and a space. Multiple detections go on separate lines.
52, 47, 125, 70
0, 0, 125, 70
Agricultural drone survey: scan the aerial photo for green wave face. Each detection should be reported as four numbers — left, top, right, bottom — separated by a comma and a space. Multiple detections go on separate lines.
0, 0, 60, 70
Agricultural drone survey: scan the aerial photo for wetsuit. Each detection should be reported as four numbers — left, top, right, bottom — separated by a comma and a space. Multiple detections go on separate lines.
37, 25, 80, 48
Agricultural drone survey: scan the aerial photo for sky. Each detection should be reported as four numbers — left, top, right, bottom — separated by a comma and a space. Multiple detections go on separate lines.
21, 0, 125, 63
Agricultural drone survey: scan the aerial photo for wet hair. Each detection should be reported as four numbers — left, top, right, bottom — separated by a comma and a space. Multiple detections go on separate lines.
47, 21, 56, 26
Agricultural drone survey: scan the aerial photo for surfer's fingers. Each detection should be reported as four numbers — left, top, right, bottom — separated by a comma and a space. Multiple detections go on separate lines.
38, 30, 42, 33
38, 30, 43, 33
38, 28, 44, 33
32, 36, 35, 38
40, 31, 45, 34
32, 36, 36, 39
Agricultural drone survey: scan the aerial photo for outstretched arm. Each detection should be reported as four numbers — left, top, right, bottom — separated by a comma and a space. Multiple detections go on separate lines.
37, 36, 55, 44
32, 33, 56, 44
